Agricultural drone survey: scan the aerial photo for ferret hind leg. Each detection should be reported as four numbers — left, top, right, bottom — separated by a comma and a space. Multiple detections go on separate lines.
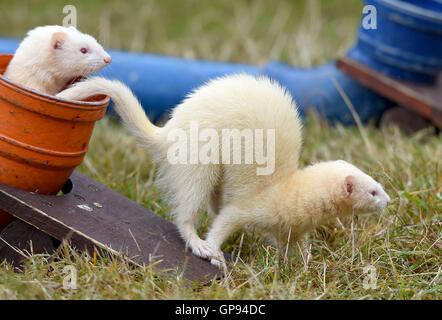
170, 164, 220, 260
205, 205, 249, 268
175, 203, 219, 260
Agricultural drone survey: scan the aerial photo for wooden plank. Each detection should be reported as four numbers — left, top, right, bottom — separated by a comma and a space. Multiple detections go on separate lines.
337, 56, 442, 127
0, 219, 56, 269
0, 171, 228, 283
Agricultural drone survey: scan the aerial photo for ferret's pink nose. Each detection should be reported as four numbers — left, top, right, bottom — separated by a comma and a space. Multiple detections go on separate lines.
104, 56, 112, 64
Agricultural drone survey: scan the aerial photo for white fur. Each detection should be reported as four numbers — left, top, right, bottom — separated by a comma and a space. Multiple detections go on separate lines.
57, 74, 391, 268
4, 25, 111, 95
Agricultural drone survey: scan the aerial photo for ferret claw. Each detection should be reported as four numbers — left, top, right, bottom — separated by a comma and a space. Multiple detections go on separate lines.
210, 255, 226, 269
189, 238, 226, 269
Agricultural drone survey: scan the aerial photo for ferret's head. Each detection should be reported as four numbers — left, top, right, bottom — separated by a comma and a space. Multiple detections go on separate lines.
48, 26, 111, 77
333, 160, 391, 214
22, 26, 111, 80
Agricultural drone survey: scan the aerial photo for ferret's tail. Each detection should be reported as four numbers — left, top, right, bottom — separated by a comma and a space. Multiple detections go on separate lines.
57, 77, 159, 144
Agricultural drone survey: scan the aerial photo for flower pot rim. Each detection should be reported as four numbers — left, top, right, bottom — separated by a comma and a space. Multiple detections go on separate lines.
0, 54, 110, 110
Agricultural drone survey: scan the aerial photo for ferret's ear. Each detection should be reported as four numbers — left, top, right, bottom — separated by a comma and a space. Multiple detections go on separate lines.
344, 175, 355, 197
51, 32, 68, 50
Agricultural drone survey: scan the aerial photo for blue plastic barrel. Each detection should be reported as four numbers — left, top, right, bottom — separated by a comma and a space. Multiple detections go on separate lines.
349, 0, 442, 84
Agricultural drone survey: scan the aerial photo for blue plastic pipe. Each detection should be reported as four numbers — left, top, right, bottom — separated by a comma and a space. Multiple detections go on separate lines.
0, 37, 391, 124
2, 1, 441, 124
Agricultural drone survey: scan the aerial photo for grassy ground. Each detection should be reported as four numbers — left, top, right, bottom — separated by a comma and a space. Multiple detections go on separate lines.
0, 0, 441, 299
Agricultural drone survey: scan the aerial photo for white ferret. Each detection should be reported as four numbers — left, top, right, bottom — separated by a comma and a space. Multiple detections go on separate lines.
58, 74, 391, 268
3, 25, 111, 95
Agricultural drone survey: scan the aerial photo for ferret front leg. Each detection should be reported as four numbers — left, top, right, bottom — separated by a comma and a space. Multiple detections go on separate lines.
205, 205, 249, 268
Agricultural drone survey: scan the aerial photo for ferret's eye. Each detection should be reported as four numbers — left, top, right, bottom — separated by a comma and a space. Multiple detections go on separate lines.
370, 191, 377, 196
80, 48, 88, 54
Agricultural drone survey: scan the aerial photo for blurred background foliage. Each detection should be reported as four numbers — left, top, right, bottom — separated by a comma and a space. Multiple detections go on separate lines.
0, 0, 363, 66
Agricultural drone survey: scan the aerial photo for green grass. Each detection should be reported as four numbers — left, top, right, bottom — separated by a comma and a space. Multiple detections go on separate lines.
0, 0, 441, 300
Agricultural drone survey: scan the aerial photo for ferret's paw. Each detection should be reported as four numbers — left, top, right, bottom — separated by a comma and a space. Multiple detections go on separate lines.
189, 238, 217, 260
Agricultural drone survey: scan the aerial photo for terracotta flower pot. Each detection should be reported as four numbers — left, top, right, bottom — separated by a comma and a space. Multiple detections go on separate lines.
0, 54, 109, 230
